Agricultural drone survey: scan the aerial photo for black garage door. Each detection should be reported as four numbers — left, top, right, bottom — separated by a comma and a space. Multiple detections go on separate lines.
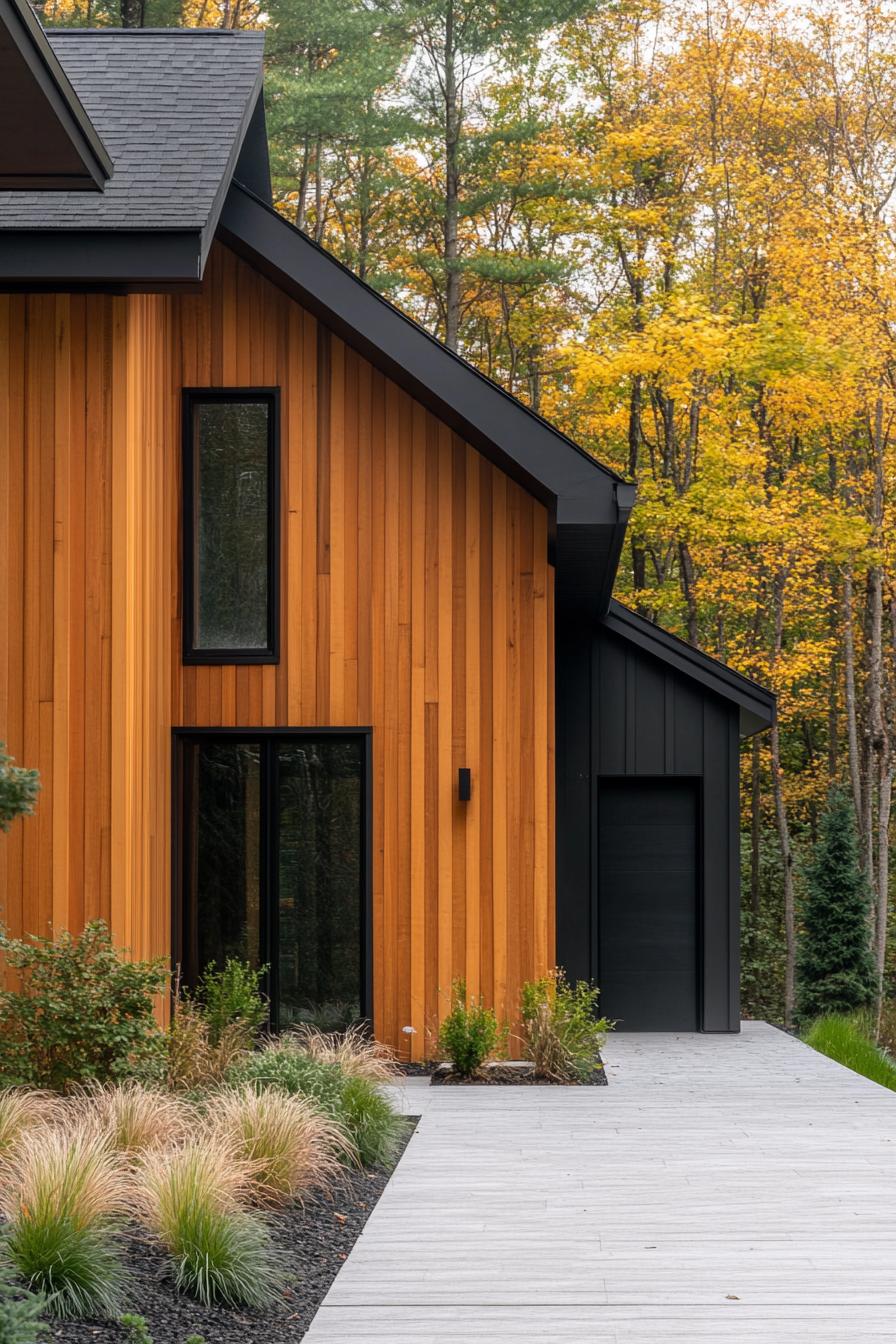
597, 779, 699, 1031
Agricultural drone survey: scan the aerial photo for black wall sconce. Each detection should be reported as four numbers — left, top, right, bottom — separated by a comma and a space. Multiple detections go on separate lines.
458, 767, 472, 802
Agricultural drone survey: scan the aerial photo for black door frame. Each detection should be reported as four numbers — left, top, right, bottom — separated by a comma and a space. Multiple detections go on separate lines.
172, 726, 373, 1029
594, 773, 704, 1031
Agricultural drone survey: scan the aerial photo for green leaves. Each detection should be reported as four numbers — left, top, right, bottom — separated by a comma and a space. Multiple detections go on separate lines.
0, 923, 167, 1093
437, 980, 505, 1078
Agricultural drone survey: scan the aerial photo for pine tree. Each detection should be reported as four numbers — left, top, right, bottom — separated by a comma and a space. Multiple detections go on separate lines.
796, 787, 876, 1022
0, 744, 39, 832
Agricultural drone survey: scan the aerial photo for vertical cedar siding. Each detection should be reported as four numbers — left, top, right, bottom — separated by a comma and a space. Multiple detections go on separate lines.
0, 243, 556, 1054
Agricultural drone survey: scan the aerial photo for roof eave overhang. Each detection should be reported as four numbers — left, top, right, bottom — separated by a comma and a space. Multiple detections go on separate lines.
0, 230, 204, 287
218, 183, 632, 620
602, 600, 776, 736
0, 0, 112, 191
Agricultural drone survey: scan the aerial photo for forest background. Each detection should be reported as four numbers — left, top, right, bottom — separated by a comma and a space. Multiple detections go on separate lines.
34, 0, 896, 1027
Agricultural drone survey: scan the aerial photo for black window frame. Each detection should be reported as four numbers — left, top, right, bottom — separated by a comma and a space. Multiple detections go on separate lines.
181, 388, 281, 665
171, 726, 373, 1032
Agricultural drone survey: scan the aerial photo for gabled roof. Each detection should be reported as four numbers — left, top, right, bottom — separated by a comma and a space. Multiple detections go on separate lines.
219, 183, 636, 620
0, 0, 111, 189
601, 600, 776, 736
0, 27, 265, 281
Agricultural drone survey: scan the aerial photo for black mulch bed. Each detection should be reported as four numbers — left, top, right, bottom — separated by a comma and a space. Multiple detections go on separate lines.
46, 1117, 418, 1344
430, 1060, 607, 1086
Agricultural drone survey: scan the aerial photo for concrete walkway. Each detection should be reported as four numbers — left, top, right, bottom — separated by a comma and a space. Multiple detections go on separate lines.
304, 1022, 896, 1342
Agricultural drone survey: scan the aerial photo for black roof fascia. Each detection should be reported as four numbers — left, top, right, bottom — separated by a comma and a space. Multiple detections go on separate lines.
218, 184, 627, 521
198, 72, 266, 272
0, 230, 202, 287
233, 91, 272, 204
601, 599, 775, 736
0, 0, 111, 191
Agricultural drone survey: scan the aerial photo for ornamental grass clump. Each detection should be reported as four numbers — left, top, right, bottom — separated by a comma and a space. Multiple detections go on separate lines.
0, 1123, 130, 1319
285, 1024, 401, 1085
227, 1043, 404, 1168
437, 980, 505, 1078
520, 970, 610, 1082
205, 1087, 346, 1206
68, 1083, 195, 1157
0, 1091, 59, 1160
136, 1138, 285, 1309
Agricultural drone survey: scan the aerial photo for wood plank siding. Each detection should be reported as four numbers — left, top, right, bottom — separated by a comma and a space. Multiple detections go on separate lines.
0, 244, 555, 1053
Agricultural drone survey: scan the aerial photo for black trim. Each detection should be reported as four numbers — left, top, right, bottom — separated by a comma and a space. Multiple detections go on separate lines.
602, 599, 775, 735
218, 182, 634, 625
0, 0, 111, 191
172, 727, 373, 1029
0, 230, 204, 287
181, 388, 281, 665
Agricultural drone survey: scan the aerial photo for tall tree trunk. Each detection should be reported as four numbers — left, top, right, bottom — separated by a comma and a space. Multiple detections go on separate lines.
443, 0, 461, 350
771, 572, 796, 1026
678, 541, 699, 646
751, 736, 761, 920
771, 717, 796, 1028
844, 569, 864, 850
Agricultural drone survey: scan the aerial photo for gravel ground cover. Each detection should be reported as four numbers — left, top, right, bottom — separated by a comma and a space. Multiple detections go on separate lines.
44, 1118, 417, 1344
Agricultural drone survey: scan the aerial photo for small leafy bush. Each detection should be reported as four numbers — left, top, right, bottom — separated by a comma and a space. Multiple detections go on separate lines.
120, 1311, 206, 1344
0, 1264, 46, 1343
520, 970, 610, 1082
136, 1139, 285, 1309
0, 1124, 129, 1319
194, 960, 268, 1047
227, 1045, 402, 1167
205, 1087, 345, 1205
437, 981, 505, 1078
804, 1014, 896, 1091
0, 745, 40, 832
0, 923, 167, 1092
286, 1023, 400, 1084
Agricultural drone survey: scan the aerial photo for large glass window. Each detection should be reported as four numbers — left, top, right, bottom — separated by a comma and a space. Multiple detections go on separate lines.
182, 391, 278, 662
176, 733, 367, 1030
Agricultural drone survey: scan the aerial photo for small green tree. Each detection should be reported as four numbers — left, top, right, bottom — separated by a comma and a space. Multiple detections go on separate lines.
797, 787, 876, 1022
0, 743, 40, 832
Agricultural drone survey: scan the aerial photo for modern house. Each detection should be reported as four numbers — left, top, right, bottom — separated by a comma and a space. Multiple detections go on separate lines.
0, 1, 774, 1049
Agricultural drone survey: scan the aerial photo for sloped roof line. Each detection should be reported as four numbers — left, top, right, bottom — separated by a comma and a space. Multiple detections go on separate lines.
219, 182, 632, 528
602, 599, 775, 735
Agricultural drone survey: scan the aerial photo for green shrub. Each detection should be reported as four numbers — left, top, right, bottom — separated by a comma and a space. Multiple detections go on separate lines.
0, 922, 167, 1092
0, 1264, 46, 1343
437, 981, 505, 1078
227, 1045, 402, 1167
119, 1312, 206, 1344
520, 970, 610, 1081
0, 745, 39, 833
195, 960, 268, 1047
804, 1014, 896, 1091
119, 1316, 153, 1344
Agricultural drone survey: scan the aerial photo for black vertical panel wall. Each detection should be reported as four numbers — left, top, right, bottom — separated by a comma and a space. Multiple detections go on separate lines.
556, 622, 741, 1032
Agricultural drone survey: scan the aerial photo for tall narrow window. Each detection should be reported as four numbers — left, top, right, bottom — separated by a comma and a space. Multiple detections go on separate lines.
182, 390, 279, 662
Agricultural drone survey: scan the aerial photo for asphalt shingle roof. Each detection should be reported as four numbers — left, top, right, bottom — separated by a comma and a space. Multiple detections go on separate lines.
0, 27, 263, 230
